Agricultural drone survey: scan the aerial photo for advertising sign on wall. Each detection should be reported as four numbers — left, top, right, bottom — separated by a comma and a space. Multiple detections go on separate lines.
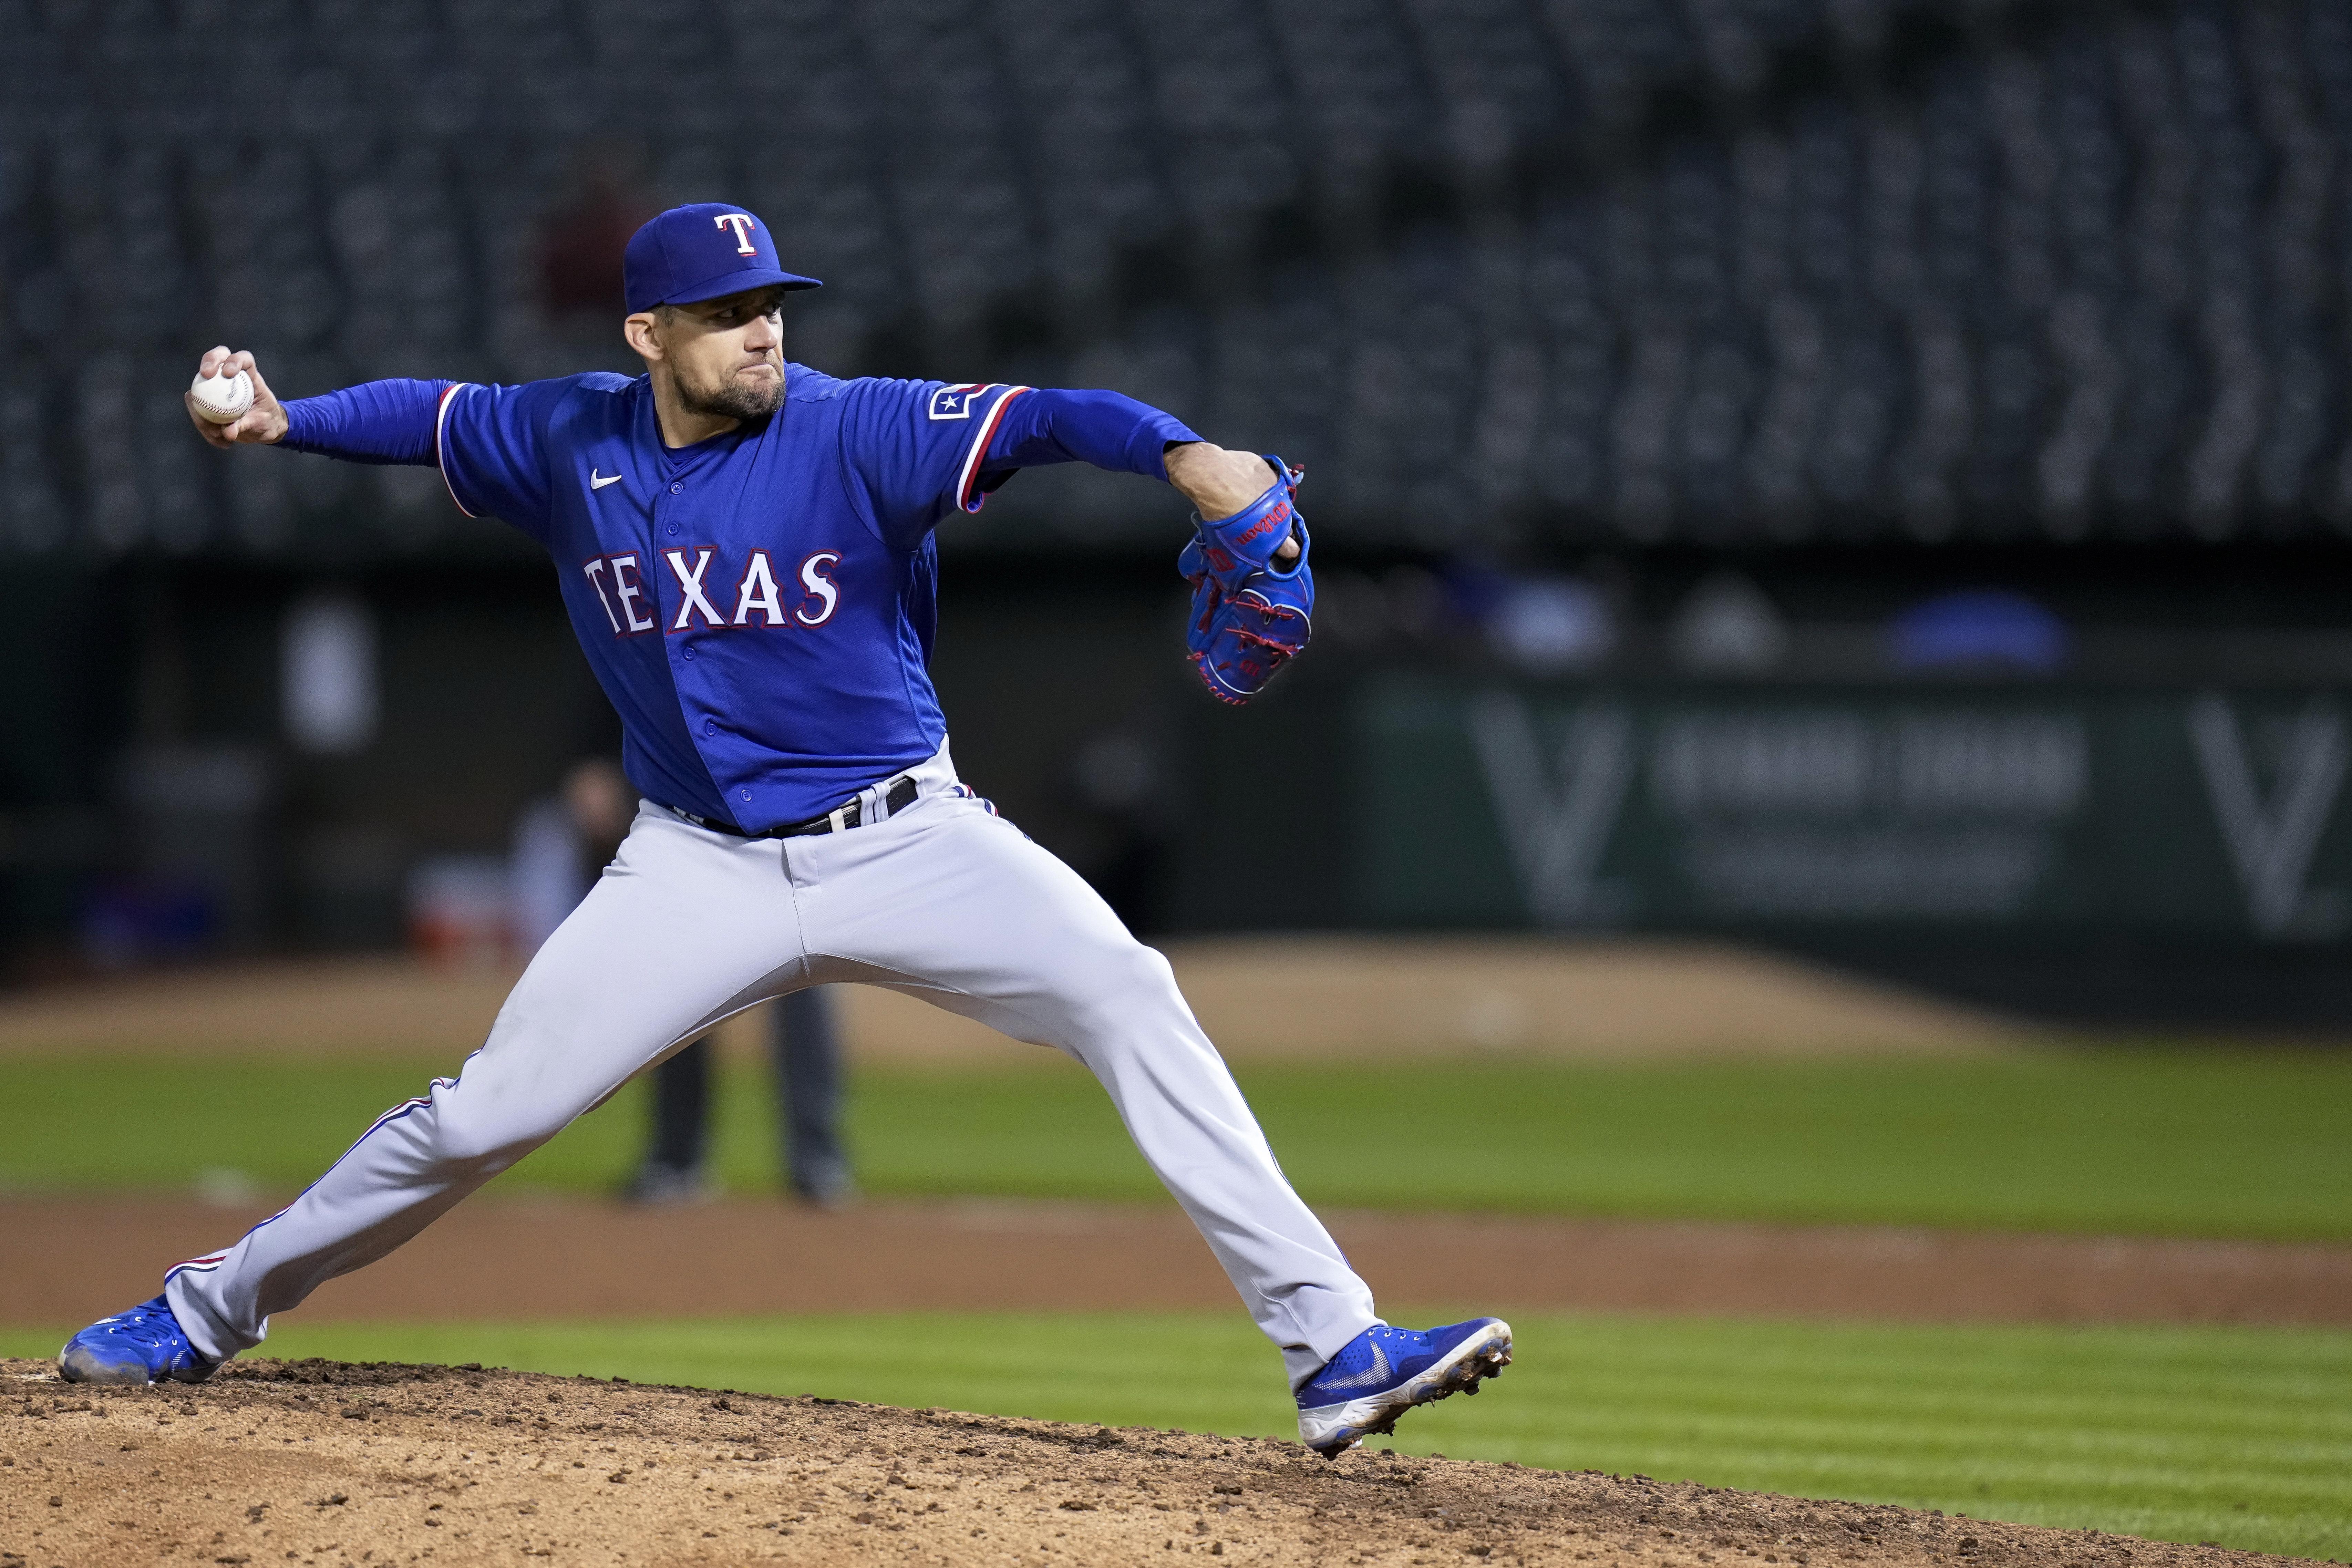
1359, 676, 2352, 942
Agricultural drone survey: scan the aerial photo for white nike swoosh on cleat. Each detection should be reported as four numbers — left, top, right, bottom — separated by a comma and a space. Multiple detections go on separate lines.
1297, 1322, 1514, 1455
1314, 1342, 1393, 1393
589, 470, 623, 489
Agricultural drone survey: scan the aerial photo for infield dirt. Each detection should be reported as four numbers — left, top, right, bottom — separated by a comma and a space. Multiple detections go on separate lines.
0, 937, 2024, 1064
0, 1358, 2313, 1568
8, 1197, 2351, 1332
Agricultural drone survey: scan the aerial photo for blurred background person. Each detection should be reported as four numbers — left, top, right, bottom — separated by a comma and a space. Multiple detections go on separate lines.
512, 760, 855, 1208
629, 992, 855, 1209
534, 141, 661, 374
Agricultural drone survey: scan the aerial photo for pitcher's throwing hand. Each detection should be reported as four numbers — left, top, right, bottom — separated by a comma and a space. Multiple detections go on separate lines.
182, 346, 288, 448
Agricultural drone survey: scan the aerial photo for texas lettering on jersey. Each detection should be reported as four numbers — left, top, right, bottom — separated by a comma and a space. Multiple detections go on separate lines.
275, 364, 1199, 829
580, 549, 843, 636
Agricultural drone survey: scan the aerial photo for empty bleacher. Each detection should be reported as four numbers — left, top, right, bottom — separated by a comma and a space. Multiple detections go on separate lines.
2, 0, 2349, 552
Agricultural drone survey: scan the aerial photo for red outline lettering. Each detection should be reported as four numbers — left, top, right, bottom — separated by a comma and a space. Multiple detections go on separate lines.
582, 557, 622, 635
795, 551, 842, 627
664, 547, 725, 631
610, 554, 655, 635
733, 550, 786, 626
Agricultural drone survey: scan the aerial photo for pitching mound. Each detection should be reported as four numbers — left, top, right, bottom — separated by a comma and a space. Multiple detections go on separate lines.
0, 1360, 2301, 1568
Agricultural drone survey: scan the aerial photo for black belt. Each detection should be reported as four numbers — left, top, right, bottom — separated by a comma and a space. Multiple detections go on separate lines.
677, 775, 920, 840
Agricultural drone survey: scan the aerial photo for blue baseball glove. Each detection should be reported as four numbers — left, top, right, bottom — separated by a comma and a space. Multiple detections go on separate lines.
1178, 457, 1313, 705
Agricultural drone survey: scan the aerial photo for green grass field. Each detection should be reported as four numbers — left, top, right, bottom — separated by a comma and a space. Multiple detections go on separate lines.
7, 1045, 2347, 1556
1, 1047, 2347, 1237
5, 1311, 2343, 1560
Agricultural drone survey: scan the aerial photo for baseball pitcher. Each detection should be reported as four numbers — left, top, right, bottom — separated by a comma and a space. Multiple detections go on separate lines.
62, 204, 1511, 1456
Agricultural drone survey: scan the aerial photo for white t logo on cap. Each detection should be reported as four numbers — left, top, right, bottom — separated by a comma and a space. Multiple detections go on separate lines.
714, 213, 758, 255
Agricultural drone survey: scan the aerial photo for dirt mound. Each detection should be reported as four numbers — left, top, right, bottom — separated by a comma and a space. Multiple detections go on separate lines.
0, 1359, 2304, 1568
1142, 937, 2025, 1060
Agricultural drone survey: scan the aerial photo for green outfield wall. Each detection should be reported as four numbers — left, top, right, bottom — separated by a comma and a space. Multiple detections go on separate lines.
1354, 677, 2352, 945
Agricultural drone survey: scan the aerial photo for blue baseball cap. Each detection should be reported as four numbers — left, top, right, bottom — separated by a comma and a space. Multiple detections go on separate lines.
622, 203, 822, 313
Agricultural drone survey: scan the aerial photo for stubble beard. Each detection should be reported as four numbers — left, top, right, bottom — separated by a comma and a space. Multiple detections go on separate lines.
678, 361, 785, 423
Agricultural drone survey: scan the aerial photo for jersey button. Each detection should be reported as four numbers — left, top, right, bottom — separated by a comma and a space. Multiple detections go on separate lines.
666, 523, 679, 534
740, 789, 752, 802
702, 720, 716, 736
669, 482, 683, 494
681, 646, 696, 660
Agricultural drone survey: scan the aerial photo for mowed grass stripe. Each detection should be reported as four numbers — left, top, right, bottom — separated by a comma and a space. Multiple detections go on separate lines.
5, 1313, 2340, 1559
890, 1051, 2352, 1238
1482, 1319, 2352, 1559
1, 1049, 2348, 1238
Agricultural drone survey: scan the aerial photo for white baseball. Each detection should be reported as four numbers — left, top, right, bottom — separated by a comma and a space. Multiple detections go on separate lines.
189, 368, 255, 423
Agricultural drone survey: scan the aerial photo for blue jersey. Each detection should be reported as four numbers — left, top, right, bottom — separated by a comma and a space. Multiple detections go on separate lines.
286, 368, 1196, 829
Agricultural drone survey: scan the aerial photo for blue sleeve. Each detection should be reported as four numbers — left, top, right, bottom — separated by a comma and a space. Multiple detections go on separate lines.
278, 376, 574, 542
280, 379, 454, 465
978, 386, 1201, 483
436, 380, 581, 543
838, 379, 1201, 550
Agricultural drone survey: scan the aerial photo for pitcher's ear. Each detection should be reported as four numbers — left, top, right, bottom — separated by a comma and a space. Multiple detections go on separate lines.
623, 310, 665, 362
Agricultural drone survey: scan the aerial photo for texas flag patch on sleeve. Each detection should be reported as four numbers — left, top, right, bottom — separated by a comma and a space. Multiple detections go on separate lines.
927, 383, 991, 420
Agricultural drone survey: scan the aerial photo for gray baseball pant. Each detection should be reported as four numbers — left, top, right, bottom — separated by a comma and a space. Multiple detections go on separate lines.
163, 748, 1379, 1389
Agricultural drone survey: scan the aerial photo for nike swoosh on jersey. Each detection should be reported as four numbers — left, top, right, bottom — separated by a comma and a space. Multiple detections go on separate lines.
589, 470, 624, 490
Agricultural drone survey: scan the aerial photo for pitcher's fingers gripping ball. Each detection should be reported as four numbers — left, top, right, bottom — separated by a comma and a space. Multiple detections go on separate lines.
65, 201, 1511, 1460
183, 345, 288, 449
188, 366, 254, 423
1179, 456, 1311, 703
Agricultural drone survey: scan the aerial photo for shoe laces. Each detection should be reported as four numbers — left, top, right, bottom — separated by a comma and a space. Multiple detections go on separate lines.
89, 1303, 182, 1351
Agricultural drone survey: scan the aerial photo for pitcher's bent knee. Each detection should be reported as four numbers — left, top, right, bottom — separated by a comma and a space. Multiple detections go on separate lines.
388, 1084, 564, 1184
1054, 937, 1200, 1045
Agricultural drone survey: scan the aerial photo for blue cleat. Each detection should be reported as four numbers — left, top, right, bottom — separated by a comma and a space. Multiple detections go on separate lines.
59, 1296, 218, 1386
1296, 1317, 1513, 1456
